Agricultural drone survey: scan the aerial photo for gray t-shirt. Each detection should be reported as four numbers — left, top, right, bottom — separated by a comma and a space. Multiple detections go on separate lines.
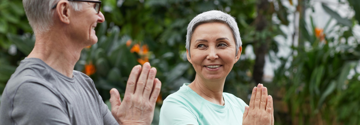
0, 58, 118, 125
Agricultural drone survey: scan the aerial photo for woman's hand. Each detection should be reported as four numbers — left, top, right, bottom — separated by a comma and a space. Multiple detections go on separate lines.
243, 84, 274, 125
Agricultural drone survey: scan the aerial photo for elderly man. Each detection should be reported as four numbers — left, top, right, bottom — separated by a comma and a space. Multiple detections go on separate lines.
0, 0, 161, 125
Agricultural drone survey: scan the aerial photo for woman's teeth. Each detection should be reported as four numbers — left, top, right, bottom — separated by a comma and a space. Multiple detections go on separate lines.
207, 65, 219, 69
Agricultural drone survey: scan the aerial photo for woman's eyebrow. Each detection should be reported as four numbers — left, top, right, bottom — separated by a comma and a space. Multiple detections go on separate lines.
216, 38, 229, 41
195, 39, 208, 43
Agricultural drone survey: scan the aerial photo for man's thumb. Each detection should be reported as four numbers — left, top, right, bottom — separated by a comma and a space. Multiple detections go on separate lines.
110, 88, 121, 108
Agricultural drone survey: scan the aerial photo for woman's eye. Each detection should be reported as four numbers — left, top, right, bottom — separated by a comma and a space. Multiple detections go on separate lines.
218, 43, 228, 47
197, 44, 206, 48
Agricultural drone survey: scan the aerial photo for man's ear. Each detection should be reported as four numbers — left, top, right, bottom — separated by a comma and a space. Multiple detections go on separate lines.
56, 1, 71, 24
186, 50, 193, 64
235, 46, 242, 62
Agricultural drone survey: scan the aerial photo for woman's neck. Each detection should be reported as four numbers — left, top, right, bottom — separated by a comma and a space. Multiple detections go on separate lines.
188, 75, 226, 105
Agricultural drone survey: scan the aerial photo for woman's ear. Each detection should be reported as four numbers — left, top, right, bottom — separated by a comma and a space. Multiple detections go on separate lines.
186, 50, 193, 64
56, 1, 71, 24
235, 46, 242, 62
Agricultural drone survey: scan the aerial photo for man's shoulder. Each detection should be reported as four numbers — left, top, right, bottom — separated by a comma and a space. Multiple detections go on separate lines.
3, 58, 62, 100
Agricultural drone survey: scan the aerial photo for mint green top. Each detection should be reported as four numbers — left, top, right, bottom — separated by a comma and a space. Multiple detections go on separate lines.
159, 83, 248, 125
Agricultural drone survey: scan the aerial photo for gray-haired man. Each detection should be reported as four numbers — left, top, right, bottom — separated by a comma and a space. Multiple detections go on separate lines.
0, 0, 161, 125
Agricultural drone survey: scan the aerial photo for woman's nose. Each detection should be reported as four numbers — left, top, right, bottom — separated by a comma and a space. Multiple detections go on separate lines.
206, 47, 219, 60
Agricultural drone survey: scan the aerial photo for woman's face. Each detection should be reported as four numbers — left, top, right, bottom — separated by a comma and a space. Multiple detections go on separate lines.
187, 22, 242, 81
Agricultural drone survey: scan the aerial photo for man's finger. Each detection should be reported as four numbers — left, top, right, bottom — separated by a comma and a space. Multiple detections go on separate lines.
109, 88, 121, 110
134, 62, 151, 96
255, 84, 262, 109
243, 106, 249, 120
260, 87, 268, 110
249, 86, 257, 109
150, 78, 161, 104
125, 65, 141, 97
143, 68, 157, 99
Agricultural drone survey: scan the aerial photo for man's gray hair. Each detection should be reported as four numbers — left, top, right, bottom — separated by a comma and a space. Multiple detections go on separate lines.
186, 10, 242, 56
23, 0, 83, 34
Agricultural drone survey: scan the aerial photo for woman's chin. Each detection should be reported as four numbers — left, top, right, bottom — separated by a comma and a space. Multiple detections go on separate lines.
204, 75, 225, 81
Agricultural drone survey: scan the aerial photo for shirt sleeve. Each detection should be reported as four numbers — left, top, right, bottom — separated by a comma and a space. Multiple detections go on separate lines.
98, 95, 119, 125
159, 97, 199, 125
12, 83, 71, 125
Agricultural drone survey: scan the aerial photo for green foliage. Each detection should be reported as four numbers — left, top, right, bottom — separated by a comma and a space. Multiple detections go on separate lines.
273, 2, 360, 123
1, 0, 360, 124
0, 0, 32, 49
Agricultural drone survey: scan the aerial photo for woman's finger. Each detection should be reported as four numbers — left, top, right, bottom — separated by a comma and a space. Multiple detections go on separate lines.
243, 106, 249, 120
268, 95, 274, 125
255, 84, 262, 109
266, 95, 273, 115
249, 86, 257, 109
260, 87, 268, 110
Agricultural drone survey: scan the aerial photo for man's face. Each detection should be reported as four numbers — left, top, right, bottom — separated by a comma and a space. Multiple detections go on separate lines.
69, 1, 105, 47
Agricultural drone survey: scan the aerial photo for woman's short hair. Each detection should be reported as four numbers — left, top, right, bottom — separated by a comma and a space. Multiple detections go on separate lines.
23, 0, 82, 34
186, 10, 242, 56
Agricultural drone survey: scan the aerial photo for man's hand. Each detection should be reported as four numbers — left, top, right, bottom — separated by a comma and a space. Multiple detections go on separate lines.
109, 62, 161, 125
243, 84, 274, 125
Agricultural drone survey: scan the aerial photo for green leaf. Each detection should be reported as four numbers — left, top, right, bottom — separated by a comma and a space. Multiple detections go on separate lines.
0, 64, 16, 82
348, 0, 360, 24
321, 3, 352, 27
0, 20, 8, 33
96, 20, 108, 36
2, 10, 19, 23
107, 67, 122, 83
7, 34, 35, 55
96, 58, 110, 77
165, 63, 189, 84
337, 62, 352, 90
317, 81, 336, 109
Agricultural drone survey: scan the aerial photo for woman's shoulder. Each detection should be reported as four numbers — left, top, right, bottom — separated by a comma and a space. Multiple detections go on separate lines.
164, 84, 197, 103
223, 92, 248, 107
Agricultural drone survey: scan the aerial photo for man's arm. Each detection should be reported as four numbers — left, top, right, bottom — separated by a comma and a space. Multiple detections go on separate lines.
12, 83, 70, 125
109, 62, 162, 125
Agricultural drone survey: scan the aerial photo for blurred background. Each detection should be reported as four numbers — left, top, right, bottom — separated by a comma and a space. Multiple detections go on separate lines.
1, 0, 360, 124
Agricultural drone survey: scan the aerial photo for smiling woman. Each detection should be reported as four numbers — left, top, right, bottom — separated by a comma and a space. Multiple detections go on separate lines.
159, 10, 274, 125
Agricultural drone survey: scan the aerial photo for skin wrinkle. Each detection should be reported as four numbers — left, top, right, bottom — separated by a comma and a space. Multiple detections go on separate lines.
27, 0, 105, 78
188, 22, 241, 106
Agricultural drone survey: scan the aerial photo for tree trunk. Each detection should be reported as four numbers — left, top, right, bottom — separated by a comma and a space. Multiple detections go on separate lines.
252, 0, 273, 85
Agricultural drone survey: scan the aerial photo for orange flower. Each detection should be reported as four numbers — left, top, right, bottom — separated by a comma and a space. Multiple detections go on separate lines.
130, 44, 140, 53
315, 28, 323, 37
315, 27, 326, 42
126, 40, 132, 47
85, 46, 91, 49
156, 94, 163, 104
137, 57, 149, 65
141, 45, 149, 54
84, 62, 96, 76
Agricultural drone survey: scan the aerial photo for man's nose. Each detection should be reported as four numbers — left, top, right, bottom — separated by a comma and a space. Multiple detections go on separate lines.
97, 11, 105, 23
